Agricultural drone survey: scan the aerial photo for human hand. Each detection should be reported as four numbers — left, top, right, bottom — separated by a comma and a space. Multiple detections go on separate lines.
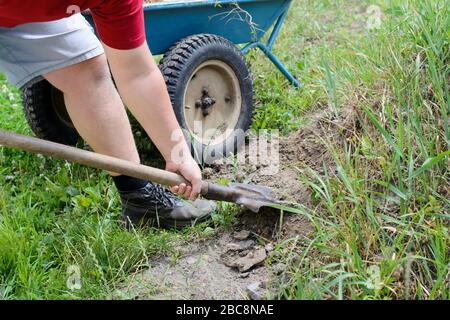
166, 157, 202, 200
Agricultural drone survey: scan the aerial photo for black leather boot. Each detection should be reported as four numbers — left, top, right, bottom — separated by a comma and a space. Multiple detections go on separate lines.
119, 182, 215, 229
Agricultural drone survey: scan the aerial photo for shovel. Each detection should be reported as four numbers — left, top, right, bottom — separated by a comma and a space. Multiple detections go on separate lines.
0, 129, 282, 212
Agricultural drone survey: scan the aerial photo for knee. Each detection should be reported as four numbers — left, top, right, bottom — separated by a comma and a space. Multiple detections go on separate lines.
45, 54, 113, 93
83, 55, 112, 85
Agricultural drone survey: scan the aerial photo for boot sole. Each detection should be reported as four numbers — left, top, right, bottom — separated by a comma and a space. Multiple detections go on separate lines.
120, 204, 211, 230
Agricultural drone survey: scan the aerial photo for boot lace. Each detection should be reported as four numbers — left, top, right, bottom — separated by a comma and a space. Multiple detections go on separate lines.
144, 182, 179, 208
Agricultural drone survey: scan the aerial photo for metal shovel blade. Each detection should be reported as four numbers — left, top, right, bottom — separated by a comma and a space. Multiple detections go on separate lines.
230, 183, 280, 212
203, 182, 283, 213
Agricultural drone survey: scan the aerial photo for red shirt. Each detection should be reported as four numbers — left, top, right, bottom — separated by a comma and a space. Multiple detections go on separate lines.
0, 0, 146, 50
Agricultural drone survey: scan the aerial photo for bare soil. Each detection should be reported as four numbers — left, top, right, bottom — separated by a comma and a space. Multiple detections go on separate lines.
125, 107, 358, 300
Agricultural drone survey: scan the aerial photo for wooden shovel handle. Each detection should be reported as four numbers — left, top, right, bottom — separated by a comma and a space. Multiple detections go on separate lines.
0, 129, 210, 194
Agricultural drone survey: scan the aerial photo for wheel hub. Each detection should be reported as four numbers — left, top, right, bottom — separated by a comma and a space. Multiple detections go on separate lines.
195, 87, 216, 116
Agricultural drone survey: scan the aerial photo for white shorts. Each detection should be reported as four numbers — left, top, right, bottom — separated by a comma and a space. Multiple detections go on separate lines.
0, 14, 104, 89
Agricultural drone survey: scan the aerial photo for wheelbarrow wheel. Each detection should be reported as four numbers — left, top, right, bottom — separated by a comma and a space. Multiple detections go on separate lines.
22, 80, 80, 146
159, 34, 254, 164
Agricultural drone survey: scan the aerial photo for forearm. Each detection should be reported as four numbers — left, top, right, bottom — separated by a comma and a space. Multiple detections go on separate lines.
105, 43, 190, 163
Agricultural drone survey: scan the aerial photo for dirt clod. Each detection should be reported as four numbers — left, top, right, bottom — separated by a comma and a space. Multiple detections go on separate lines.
233, 230, 252, 240
225, 240, 255, 252
222, 247, 267, 273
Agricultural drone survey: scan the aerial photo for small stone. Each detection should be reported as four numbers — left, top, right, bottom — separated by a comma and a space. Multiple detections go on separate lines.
186, 256, 198, 265
272, 263, 286, 275
272, 251, 281, 259
239, 272, 250, 279
202, 167, 214, 178
233, 230, 251, 240
265, 243, 274, 252
246, 281, 267, 300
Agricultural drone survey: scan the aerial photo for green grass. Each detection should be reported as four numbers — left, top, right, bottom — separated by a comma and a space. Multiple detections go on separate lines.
0, 80, 226, 298
259, 0, 449, 299
0, 0, 448, 299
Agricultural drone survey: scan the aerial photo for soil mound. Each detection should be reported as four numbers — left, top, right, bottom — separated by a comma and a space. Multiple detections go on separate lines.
125, 107, 358, 300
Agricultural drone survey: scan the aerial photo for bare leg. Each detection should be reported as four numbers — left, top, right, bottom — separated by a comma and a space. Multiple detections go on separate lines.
103, 43, 202, 199
43, 53, 213, 225
44, 54, 140, 174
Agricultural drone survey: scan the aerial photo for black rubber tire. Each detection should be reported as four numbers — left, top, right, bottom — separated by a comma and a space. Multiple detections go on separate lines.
159, 34, 254, 164
22, 80, 80, 145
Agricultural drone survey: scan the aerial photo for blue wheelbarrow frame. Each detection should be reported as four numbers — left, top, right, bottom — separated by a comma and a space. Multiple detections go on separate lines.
19, 0, 299, 160
87, 0, 299, 87
144, 0, 298, 87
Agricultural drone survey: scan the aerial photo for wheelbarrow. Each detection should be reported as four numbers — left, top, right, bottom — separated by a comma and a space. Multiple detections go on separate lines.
21, 0, 299, 163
